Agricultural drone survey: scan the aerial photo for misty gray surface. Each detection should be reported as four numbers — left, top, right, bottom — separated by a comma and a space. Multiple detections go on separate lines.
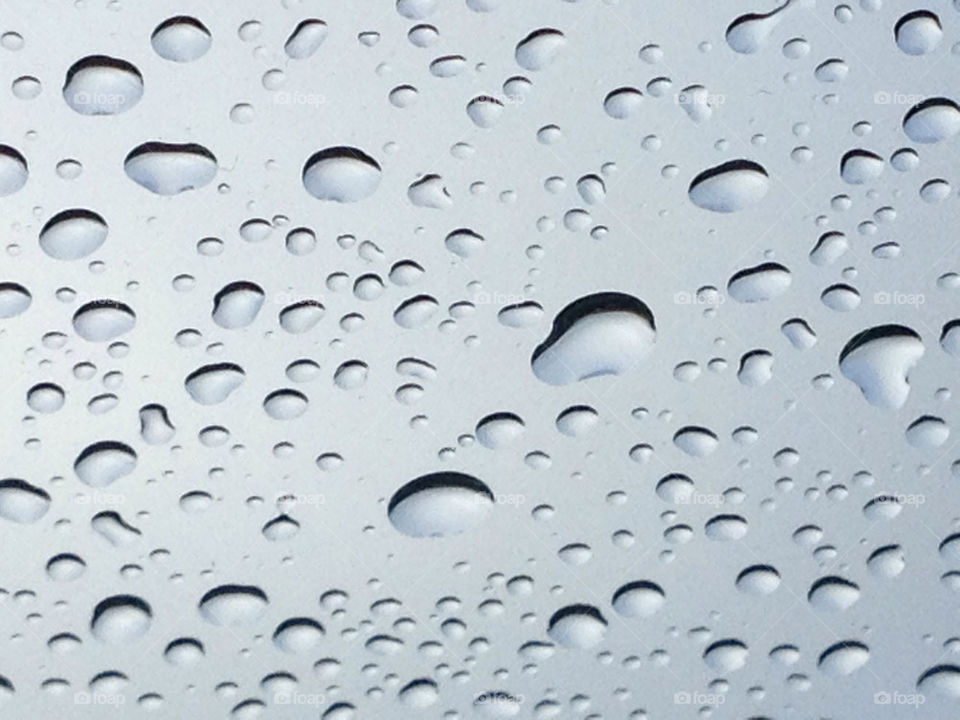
0, 0, 959, 718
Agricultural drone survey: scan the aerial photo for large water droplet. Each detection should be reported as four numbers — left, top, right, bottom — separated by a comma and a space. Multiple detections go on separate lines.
124, 142, 217, 195
199, 585, 269, 626
63, 56, 143, 115
39, 209, 108, 260
0, 479, 51, 524
688, 159, 769, 212
74, 441, 137, 487
151, 16, 211, 62
91, 595, 152, 643
532, 292, 656, 385
515, 28, 566, 71
902, 98, 960, 144
546, 605, 607, 649
839, 325, 924, 409
302, 147, 381, 202
388, 472, 494, 537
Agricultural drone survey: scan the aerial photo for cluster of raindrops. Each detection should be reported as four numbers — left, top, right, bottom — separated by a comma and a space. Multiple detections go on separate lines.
3, 0, 960, 718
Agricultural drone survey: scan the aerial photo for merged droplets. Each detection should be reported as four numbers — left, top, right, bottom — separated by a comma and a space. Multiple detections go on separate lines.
532, 292, 656, 385
139, 404, 175, 444
62, 56, 143, 115
839, 325, 924, 409
688, 160, 769, 212
387, 472, 494, 537
302, 147, 381, 202
124, 142, 217, 195
726, 2, 790, 54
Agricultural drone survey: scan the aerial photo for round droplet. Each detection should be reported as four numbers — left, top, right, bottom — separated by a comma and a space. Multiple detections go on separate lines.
547, 605, 607, 649
689, 160, 769, 212
0, 479, 51, 524
388, 472, 494, 537
199, 585, 268, 626
151, 16, 212, 62
39, 209, 107, 260
91, 595, 152, 643
63, 56, 143, 115
124, 142, 217, 195
302, 147, 381, 202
